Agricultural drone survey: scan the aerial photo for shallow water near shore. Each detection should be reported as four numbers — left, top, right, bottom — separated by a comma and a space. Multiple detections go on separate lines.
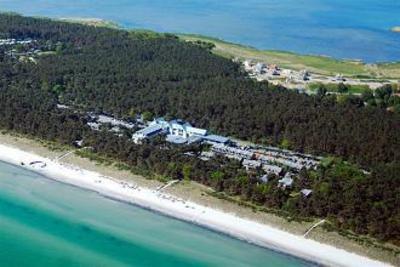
0, 161, 314, 267
0, 0, 399, 62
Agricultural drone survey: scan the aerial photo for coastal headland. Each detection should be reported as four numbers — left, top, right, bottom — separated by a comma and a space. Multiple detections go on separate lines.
0, 133, 397, 267
59, 17, 400, 80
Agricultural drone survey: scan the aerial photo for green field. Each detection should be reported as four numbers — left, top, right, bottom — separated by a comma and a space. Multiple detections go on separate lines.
179, 34, 400, 79
307, 83, 370, 94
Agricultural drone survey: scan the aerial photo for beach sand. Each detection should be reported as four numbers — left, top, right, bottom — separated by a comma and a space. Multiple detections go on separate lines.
391, 27, 400, 33
0, 133, 397, 267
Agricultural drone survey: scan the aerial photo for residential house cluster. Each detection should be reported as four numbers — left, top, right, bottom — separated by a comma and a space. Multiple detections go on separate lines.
87, 113, 136, 135
253, 148, 319, 171
243, 59, 316, 85
210, 142, 318, 174
211, 144, 253, 160
1, 38, 44, 62
244, 60, 281, 77
0, 38, 33, 46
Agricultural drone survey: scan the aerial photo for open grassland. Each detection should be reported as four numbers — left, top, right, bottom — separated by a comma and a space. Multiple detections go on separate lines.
180, 34, 400, 79
307, 83, 370, 94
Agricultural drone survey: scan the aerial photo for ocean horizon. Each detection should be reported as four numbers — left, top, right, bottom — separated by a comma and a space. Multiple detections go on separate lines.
0, 0, 399, 62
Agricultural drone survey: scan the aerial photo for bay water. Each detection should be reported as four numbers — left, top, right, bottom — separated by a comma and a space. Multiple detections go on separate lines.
0, 0, 399, 62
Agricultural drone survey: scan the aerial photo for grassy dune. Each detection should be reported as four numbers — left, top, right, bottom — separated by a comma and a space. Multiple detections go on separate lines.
180, 34, 400, 79
58, 17, 121, 29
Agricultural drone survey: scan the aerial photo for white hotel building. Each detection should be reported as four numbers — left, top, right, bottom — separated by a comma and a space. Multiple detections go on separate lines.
132, 118, 229, 145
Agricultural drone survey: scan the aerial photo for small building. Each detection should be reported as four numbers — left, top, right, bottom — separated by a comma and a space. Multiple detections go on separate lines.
87, 122, 101, 131
333, 74, 345, 82
242, 159, 262, 170
262, 164, 282, 176
110, 126, 122, 133
255, 62, 267, 74
57, 104, 70, 109
243, 60, 254, 70
299, 69, 310, 81
278, 173, 294, 189
268, 64, 280, 70
259, 174, 269, 183
203, 135, 230, 145
301, 189, 313, 197
199, 151, 215, 161
73, 140, 84, 148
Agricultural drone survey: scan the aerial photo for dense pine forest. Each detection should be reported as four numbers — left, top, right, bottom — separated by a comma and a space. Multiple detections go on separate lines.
0, 14, 399, 246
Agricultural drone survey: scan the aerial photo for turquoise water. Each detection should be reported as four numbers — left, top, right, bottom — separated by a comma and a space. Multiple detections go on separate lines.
0, 161, 314, 267
0, 0, 399, 62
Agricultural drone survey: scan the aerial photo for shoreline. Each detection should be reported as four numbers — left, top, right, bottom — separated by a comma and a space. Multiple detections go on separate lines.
47, 15, 400, 66
0, 142, 394, 267
65, 17, 400, 65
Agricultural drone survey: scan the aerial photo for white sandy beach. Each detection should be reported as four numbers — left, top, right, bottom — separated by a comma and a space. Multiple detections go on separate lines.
0, 143, 393, 267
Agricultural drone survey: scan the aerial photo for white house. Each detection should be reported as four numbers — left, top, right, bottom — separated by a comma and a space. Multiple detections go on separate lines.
278, 172, 294, 189
301, 189, 313, 197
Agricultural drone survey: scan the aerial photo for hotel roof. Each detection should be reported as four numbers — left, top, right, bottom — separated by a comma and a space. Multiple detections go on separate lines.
203, 135, 230, 144
186, 126, 207, 136
187, 135, 204, 144
166, 135, 188, 144
137, 124, 164, 136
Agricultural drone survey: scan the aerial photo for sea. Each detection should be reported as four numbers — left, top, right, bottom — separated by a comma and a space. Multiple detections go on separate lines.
0, 0, 399, 62
0, 160, 315, 266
